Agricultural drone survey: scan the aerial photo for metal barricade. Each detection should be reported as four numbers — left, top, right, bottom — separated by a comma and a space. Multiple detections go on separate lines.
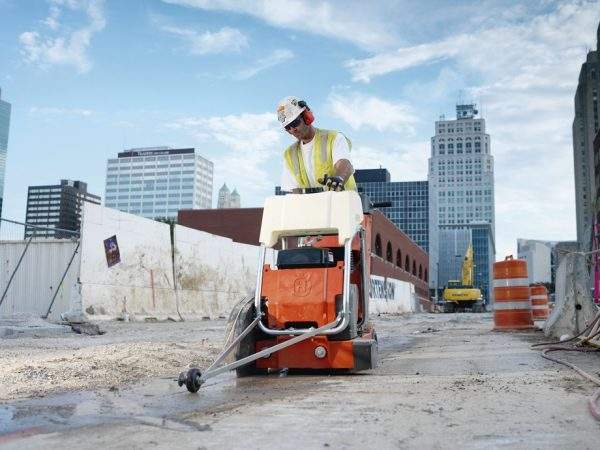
0, 218, 80, 320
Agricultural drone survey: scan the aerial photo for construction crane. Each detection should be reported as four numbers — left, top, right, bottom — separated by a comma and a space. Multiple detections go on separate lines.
442, 244, 484, 313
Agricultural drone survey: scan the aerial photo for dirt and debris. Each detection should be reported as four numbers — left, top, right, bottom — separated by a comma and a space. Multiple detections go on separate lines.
413, 326, 440, 334
69, 323, 104, 335
0, 320, 225, 401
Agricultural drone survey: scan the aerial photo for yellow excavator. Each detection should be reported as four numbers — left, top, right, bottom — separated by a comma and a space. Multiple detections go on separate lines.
442, 244, 484, 313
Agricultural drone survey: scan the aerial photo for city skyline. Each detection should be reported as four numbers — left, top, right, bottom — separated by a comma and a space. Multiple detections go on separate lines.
1, 1, 600, 260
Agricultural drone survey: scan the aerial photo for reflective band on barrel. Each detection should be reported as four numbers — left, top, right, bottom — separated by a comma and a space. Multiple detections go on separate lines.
530, 295, 547, 300
493, 278, 529, 287
494, 301, 531, 310
531, 305, 548, 309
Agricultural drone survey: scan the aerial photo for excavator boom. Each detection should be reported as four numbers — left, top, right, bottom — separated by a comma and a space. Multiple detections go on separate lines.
461, 245, 474, 286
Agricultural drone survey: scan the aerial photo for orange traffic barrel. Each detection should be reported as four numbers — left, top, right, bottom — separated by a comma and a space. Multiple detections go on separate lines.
530, 284, 549, 320
493, 256, 534, 331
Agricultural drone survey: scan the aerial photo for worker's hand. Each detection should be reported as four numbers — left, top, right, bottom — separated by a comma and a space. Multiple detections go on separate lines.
318, 174, 345, 191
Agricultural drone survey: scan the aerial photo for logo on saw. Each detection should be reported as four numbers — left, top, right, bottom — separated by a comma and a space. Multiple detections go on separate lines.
293, 273, 312, 297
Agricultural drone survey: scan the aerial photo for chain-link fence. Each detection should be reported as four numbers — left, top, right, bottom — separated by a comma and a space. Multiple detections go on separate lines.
0, 218, 81, 320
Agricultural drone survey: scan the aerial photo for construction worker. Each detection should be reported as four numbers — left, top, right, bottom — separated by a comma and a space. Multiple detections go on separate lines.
277, 96, 357, 193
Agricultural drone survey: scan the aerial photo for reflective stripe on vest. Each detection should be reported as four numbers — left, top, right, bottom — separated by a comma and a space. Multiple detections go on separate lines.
530, 295, 548, 300
284, 128, 357, 190
493, 278, 529, 288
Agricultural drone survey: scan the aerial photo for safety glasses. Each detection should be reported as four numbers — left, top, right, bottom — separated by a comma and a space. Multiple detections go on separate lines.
284, 116, 303, 130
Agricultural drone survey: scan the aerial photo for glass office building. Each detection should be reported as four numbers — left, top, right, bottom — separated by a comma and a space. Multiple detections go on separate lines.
355, 169, 429, 252
104, 147, 213, 219
0, 89, 11, 217
438, 224, 494, 303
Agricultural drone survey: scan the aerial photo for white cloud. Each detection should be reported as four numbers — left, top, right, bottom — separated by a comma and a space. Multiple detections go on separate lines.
344, 1, 600, 258
161, 0, 397, 50
346, 2, 600, 85
160, 25, 248, 55
29, 106, 94, 117
42, 4, 61, 30
351, 143, 429, 182
234, 49, 294, 80
19, 0, 106, 73
346, 35, 470, 83
167, 112, 284, 194
327, 91, 418, 134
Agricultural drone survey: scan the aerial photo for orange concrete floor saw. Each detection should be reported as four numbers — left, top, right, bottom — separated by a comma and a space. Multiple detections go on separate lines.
177, 190, 379, 393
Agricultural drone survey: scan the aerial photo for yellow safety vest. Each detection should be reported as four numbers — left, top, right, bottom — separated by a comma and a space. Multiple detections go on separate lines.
283, 128, 357, 191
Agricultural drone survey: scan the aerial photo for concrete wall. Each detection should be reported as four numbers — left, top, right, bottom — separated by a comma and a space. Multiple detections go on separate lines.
78, 203, 177, 319
370, 275, 417, 314
75, 203, 272, 321
0, 240, 80, 321
174, 225, 274, 319
10, 202, 423, 322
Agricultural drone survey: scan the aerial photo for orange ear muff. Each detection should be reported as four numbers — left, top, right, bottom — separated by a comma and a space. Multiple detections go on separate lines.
298, 100, 314, 126
302, 109, 314, 126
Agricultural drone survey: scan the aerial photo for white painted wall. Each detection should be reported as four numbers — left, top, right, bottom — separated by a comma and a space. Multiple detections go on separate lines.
74, 203, 274, 321
369, 275, 417, 314
0, 240, 80, 321
78, 203, 177, 319
174, 225, 275, 319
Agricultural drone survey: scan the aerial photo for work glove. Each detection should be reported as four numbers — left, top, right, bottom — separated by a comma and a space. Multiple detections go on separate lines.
318, 174, 345, 191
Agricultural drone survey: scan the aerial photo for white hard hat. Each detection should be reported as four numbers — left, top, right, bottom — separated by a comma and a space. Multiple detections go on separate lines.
276, 96, 306, 127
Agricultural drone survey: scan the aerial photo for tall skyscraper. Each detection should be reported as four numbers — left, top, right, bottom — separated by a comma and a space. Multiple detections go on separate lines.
104, 147, 213, 219
428, 104, 496, 302
25, 180, 101, 238
573, 24, 600, 251
0, 88, 11, 217
355, 168, 429, 252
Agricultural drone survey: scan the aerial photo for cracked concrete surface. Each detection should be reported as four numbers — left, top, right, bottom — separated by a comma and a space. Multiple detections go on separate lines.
1, 313, 599, 449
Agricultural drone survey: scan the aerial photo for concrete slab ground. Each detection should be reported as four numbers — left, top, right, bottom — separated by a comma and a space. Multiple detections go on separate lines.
0, 313, 599, 449
0, 315, 72, 339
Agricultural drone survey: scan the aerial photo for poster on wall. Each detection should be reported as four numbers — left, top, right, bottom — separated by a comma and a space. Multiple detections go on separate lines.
103, 235, 121, 267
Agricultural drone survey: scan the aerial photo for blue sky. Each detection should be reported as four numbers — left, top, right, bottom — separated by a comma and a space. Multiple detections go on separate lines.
0, 0, 599, 259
